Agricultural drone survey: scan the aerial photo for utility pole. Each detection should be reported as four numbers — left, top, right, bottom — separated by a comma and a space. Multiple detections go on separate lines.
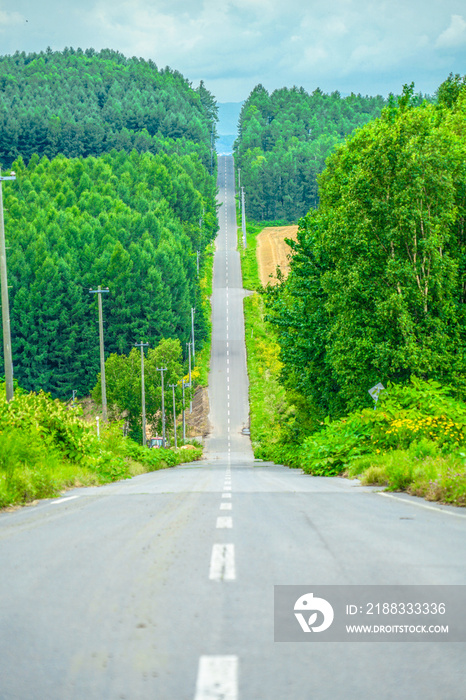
0, 169, 16, 402
186, 341, 192, 413
89, 286, 109, 421
169, 383, 177, 449
191, 307, 196, 362
157, 367, 167, 447
241, 186, 247, 249
186, 341, 192, 386
182, 379, 186, 441
135, 341, 149, 446
197, 250, 200, 276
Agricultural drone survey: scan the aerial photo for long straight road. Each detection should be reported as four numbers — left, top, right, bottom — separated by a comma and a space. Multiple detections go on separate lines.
205, 154, 253, 464
0, 155, 465, 700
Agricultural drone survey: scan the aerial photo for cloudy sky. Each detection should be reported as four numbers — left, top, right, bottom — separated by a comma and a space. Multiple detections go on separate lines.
2, 0, 466, 103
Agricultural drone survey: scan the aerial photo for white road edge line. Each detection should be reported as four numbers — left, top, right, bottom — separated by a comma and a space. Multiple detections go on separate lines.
194, 655, 238, 700
209, 544, 236, 581
52, 495, 80, 505
378, 492, 466, 518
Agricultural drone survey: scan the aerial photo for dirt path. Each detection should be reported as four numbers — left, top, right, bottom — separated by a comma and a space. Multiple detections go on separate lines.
256, 225, 298, 286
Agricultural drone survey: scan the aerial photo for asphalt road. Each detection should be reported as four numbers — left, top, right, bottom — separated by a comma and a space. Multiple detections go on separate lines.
0, 155, 465, 700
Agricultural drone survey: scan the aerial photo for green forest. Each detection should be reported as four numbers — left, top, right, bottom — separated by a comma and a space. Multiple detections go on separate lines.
234, 84, 426, 221
0, 49, 218, 400
264, 79, 466, 418
0, 48, 217, 169
242, 75, 466, 504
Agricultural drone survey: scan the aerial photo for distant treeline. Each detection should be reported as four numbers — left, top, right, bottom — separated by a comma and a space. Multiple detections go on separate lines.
0, 49, 218, 399
0, 48, 217, 169
234, 84, 426, 221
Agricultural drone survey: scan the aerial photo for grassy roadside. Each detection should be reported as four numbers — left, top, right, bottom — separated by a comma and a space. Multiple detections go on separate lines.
237, 221, 263, 291
195, 239, 215, 388
240, 222, 466, 507
244, 293, 289, 459
239, 219, 297, 460
0, 386, 201, 510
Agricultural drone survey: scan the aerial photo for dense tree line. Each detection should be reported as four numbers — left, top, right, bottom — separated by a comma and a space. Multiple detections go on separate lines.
264, 77, 466, 418
2, 149, 217, 398
234, 85, 423, 221
0, 48, 217, 170
0, 48, 218, 402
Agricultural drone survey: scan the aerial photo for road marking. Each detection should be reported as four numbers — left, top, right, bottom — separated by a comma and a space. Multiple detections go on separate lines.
222, 493, 232, 498
209, 545, 236, 581
194, 656, 238, 700
220, 502, 232, 510
378, 492, 466, 518
216, 516, 233, 528
52, 495, 79, 505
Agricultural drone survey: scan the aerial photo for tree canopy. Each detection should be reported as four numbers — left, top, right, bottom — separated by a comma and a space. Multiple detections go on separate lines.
234, 85, 425, 221
264, 80, 466, 417
2, 148, 217, 399
0, 48, 218, 170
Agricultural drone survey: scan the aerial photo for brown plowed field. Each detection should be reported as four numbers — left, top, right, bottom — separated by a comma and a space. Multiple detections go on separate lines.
256, 225, 298, 286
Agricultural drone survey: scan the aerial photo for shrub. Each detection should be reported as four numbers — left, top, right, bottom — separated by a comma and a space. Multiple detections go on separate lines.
0, 384, 203, 508
0, 426, 63, 508
300, 378, 466, 476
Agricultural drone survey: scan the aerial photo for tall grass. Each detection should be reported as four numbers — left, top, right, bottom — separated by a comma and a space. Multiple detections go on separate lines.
0, 387, 202, 510
243, 293, 288, 458
237, 221, 262, 291
348, 442, 466, 507
196, 240, 215, 387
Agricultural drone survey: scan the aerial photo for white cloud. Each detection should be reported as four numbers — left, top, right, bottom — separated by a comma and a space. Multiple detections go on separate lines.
4, 1, 466, 101
435, 14, 466, 48
0, 9, 24, 27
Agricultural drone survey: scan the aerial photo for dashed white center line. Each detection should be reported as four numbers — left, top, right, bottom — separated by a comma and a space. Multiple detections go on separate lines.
220, 502, 232, 510
209, 545, 236, 581
222, 493, 232, 498
216, 516, 233, 528
194, 656, 238, 700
